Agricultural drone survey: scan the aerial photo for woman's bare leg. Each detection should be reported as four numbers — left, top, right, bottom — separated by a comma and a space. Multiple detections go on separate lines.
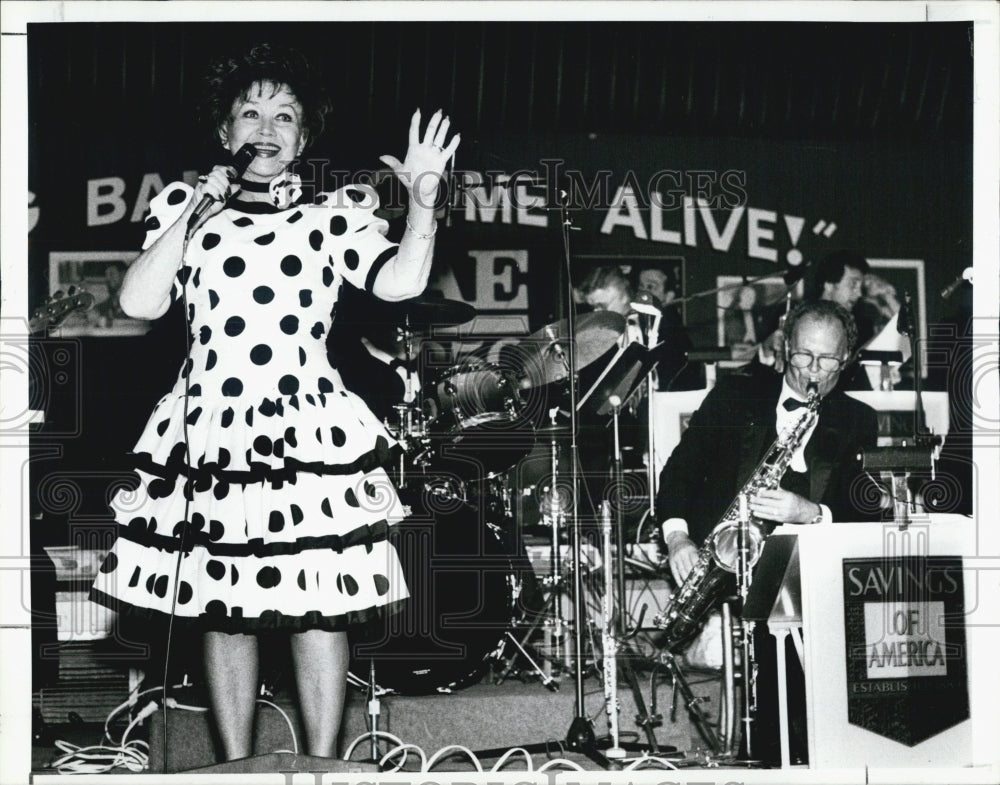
203, 631, 259, 760
290, 628, 349, 757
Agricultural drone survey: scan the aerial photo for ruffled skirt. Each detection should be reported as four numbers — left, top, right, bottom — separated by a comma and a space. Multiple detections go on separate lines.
90, 388, 409, 632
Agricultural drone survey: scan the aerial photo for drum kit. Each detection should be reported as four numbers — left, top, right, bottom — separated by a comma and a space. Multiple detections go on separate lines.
349, 295, 665, 705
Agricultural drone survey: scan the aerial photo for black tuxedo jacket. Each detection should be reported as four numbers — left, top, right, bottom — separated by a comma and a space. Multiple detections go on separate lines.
655, 365, 879, 547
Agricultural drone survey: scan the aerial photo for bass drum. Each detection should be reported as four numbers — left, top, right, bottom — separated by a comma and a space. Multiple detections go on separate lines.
348, 487, 527, 694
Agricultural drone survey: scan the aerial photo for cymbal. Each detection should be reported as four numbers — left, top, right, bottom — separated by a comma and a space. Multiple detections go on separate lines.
518, 310, 625, 388
397, 297, 476, 328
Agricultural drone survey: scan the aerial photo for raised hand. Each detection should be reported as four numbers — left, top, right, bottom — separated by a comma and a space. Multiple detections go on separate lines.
379, 109, 461, 210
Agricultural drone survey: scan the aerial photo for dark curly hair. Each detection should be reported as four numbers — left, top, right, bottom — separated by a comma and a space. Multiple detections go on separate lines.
784, 299, 859, 355
199, 42, 331, 150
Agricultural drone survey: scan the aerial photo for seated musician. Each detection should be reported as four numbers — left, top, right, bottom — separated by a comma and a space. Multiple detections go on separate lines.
757, 250, 873, 390
577, 264, 699, 390
657, 299, 880, 764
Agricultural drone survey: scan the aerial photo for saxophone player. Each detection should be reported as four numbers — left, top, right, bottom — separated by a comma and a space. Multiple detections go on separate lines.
657, 299, 878, 586
655, 299, 879, 764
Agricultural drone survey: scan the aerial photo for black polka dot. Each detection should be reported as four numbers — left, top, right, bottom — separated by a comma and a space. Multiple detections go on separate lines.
287, 210, 303, 223
321, 498, 333, 517
259, 399, 276, 417
221, 408, 234, 428
256, 566, 281, 589
254, 435, 273, 456
209, 290, 220, 309
187, 303, 195, 323
346, 188, 366, 203
222, 377, 243, 396
250, 344, 272, 365
205, 600, 227, 617
233, 216, 254, 227
297, 570, 307, 590
214, 481, 230, 500
186, 407, 202, 426
280, 315, 299, 335
299, 289, 313, 307
309, 230, 324, 251
311, 322, 325, 339
291, 504, 303, 525
206, 350, 218, 371
128, 566, 141, 588
273, 438, 284, 458
344, 249, 360, 270
299, 348, 306, 366
145, 215, 161, 231
278, 375, 299, 395
207, 560, 226, 580
373, 574, 390, 596
223, 256, 245, 277
199, 326, 212, 345
342, 573, 359, 596
156, 418, 170, 436
193, 268, 201, 288
245, 408, 254, 427
166, 187, 187, 205
365, 480, 378, 498
230, 565, 240, 585
177, 266, 192, 286
284, 427, 298, 448
268, 511, 285, 532
177, 581, 193, 605
202, 233, 221, 250
330, 427, 346, 447
254, 232, 275, 245
147, 477, 175, 499
127, 517, 148, 535
154, 575, 169, 598
145, 574, 156, 594
318, 377, 334, 393
208, 520, 224, 541
99, 552, 118, 574
322, 267, 334, 287
253, 286, 275, 304
225, 316, 245, 337
190, 513, 206, 531
280, 255, 302, 276
345, 488, 360, 508
330, 215, 348, 235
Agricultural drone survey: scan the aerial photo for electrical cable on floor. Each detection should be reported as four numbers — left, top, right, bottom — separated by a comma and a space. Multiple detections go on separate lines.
255, 699, 299, 755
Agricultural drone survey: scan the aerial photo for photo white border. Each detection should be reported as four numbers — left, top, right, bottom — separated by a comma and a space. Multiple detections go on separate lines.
2, 3, 998, 784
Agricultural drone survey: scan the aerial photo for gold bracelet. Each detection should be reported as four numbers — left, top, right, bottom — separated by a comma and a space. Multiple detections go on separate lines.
405, 217, 437, 240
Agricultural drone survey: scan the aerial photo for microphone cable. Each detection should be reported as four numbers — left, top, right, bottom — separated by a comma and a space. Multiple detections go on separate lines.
158, 217, 199, 771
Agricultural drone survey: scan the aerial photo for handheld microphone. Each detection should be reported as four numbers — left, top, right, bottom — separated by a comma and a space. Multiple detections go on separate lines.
940, 267, 973, 299
630, 289, 663, 316
187, 143, 258, 231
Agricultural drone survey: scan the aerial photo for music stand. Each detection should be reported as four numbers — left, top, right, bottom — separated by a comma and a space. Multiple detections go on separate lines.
577, 342, 660, 418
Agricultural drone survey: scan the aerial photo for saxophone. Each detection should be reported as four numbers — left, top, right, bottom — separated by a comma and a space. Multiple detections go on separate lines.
653, 382, 821, 652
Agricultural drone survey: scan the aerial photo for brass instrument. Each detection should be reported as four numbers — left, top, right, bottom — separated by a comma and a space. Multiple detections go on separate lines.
654, 383, 821, 652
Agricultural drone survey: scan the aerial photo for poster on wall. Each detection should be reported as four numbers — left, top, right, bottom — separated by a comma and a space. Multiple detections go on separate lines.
48, 251, 147, 336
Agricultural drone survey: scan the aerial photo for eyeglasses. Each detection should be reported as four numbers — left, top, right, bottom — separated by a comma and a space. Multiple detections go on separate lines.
787, 350, 844, 372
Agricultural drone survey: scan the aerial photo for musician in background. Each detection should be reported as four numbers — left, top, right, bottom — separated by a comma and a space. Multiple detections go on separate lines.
657, 299, 879, 764
757, 250, 872, 389
577, 264, 698, 390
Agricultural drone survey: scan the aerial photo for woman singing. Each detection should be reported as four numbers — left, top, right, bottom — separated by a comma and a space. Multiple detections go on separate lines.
90, 42, 459, 760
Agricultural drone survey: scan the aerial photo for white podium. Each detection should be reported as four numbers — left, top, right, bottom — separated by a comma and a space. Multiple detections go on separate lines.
778, 514, 996, 771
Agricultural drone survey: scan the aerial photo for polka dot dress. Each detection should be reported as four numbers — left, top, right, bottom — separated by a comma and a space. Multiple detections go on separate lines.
90, 182, 409, 632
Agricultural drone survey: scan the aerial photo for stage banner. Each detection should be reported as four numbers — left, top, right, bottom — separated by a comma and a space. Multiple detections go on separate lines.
842, 556, 968, 745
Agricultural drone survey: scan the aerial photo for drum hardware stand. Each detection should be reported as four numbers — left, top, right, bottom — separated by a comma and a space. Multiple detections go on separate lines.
493, 412, 574, 687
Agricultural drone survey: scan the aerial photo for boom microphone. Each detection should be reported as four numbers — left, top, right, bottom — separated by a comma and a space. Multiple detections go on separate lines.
940, 267, 973, 299
187, 143, 258, 231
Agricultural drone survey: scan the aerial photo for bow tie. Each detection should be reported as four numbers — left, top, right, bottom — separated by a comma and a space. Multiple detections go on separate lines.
782, 397, 809, 412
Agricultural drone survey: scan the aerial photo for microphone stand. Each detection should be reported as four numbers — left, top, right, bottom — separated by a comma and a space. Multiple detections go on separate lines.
556, 190, 601, 757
